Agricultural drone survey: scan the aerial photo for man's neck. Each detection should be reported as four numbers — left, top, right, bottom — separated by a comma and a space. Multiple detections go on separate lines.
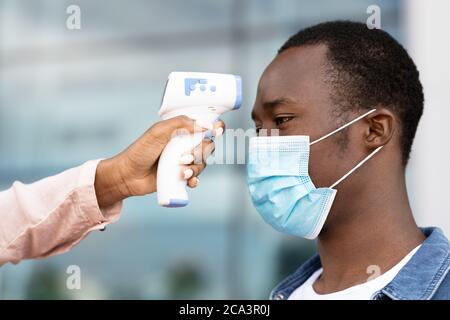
313, 172, 425, 294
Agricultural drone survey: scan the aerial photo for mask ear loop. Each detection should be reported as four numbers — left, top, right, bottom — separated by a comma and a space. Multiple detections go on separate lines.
329, 146, 383, 189
310, 109, 377, 146
307, 108, 381, 188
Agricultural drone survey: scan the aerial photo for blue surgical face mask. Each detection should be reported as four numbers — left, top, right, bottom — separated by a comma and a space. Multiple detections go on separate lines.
246, 109, 383, 239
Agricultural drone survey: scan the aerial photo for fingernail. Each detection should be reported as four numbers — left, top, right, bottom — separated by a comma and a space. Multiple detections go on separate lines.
195, 120, 213, 131
192, 177, 199, 187
183, 168, 194, 180
214, 127, 224, 137
180, 154, 194, 164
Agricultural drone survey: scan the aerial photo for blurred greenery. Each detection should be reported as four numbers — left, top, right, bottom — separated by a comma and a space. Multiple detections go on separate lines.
25, 264, 69, 300
167, 261, 205, 299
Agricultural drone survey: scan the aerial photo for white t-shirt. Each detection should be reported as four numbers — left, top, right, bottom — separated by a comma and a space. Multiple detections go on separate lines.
288, 245, 421, 300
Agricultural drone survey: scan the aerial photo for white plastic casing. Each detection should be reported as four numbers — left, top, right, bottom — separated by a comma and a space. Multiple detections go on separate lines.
157, 72, 242, 207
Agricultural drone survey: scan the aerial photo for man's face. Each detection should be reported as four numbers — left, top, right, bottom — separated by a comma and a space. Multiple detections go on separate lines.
251, 44, 360, 189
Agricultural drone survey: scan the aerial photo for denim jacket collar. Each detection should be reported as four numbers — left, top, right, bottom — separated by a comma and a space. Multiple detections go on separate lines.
270, 227, 450, 300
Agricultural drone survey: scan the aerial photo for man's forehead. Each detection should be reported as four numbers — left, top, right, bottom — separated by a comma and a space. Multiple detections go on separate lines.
258, 44, 329, 99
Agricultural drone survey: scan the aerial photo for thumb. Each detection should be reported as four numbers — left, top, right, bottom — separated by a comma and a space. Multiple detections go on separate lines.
145, 115, 211, 147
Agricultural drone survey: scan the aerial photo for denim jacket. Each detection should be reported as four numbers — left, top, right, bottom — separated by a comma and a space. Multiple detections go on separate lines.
270, 227, 450, 300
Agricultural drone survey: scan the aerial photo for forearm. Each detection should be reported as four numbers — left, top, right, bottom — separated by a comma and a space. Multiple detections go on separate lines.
0, 160, 123, 266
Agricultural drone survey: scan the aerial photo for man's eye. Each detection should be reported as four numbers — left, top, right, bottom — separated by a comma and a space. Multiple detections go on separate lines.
275, 116, 293, 126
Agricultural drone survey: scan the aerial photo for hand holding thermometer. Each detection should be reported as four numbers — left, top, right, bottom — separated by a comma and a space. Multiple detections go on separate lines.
157, 72, 242, 207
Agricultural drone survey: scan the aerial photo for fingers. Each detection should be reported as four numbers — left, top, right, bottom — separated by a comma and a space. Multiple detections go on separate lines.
181, 166, 202, 189
213, 119, 225, 137
187, 177, 199, 188
183, 163, 203, 189
181, 159, 205, 181
180, 139, 215, 166
180, 138, 216, 188
149, 117, 222, 189
179, 154, 195, 165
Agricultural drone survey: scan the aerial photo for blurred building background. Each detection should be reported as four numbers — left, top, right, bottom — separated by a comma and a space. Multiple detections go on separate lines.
0, 0, 448, 299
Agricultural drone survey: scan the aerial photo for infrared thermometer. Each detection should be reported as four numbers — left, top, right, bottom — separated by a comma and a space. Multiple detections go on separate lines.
157, 72, 242, 207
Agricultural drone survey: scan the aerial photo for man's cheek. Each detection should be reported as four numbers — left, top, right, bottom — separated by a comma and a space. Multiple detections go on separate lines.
285, 119, 310, 136
308, 148, 339, 187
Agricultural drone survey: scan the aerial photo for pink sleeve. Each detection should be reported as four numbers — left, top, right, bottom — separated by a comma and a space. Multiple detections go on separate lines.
0, 159, 123, 266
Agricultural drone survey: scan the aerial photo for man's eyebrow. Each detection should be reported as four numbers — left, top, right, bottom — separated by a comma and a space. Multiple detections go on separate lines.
263, 97, 296, 108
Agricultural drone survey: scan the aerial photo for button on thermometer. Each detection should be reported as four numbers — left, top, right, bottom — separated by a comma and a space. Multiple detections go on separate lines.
157, 72, 242, 207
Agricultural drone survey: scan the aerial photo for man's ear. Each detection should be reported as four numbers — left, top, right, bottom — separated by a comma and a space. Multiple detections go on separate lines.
364, 108, 396, 148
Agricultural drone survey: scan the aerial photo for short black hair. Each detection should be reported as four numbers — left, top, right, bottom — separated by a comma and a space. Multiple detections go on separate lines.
279, 21, 424, 165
